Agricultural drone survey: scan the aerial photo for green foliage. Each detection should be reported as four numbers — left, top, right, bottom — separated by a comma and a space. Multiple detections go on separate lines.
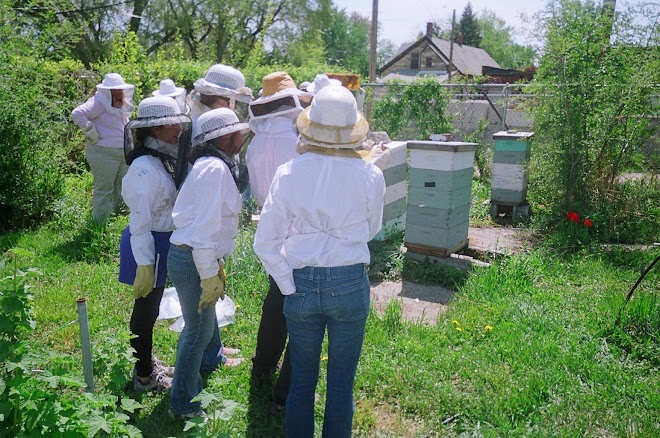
372, 77, 453, 140
458, 2, 482, 47
322, 9, 371, 77
478, 9, 537, 68
530, 0, 659, 215
0, 53, 92, 230
0, 249, 142, 437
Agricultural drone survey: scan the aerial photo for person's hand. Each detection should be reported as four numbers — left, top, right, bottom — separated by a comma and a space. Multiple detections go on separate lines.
82, 121, 100, 143
199, 267, 225, 313
133, 264, 155, 300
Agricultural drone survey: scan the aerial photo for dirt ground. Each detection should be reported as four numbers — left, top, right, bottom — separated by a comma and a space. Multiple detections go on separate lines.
370, 225, 527, 325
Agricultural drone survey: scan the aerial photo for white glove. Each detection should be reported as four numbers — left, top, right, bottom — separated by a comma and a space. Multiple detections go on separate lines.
82, 121, 100, 143
369, 144, 391, 170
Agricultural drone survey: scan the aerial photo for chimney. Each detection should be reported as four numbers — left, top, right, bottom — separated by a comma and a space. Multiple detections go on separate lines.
426, 22, 433, 37
456, 32, 463, 45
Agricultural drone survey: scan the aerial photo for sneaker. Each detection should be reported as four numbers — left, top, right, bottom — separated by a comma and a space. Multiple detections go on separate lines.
221, 347, 241, 356
224, 357, 244, 367
168, 408, 208, 423
152, 355, 175, 378
134, 371, 172, 393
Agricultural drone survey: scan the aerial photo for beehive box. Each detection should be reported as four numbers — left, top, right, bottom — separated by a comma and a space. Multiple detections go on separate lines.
490, 131, 534, 206
374, 141, 407, 240
405, 141, 478, 256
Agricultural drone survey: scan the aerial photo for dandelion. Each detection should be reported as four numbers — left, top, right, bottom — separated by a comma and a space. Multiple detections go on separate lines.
321, 356, 328, 361
451, 320, 459, 325
224, 328, 228, 332
485, 325, 493, 332
235, 304, 241, 309
455, 327, 462, 332
584, 218, 592, 227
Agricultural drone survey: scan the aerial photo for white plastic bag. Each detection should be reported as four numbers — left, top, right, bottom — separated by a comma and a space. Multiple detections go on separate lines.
166, 294, 236, 333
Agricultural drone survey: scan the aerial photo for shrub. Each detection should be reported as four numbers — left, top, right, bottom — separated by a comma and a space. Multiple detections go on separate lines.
0, 54, 89, 230
371, 77, 453, 141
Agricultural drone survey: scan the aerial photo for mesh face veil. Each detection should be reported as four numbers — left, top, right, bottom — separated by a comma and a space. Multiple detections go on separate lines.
124, 96, 192, 188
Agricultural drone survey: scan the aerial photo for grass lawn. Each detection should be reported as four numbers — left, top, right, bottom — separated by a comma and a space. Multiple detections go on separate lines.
1, 173, 659, 437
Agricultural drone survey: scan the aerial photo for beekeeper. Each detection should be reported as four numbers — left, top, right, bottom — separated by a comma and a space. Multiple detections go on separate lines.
186, 64, 253, 137
71, 73, 135, 222
253, 85, 386, 437
167, 107, 247, 420
245, 71, 314, 412
152, 78, 188, 115
118, 96, 191, 393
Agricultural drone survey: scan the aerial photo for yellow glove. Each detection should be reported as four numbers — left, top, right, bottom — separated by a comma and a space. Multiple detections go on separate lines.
199, 266, 225, 313
133, 264, 155, 300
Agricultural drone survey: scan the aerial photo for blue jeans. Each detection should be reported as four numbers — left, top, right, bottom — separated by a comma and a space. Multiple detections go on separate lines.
283, 264, 370, 438
167, 245, 227, 415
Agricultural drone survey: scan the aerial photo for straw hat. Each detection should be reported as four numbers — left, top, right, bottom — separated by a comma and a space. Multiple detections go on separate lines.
96, 73, 134, 90
193, 108, 250, 147
249, 72, 313, 121
296, 85, 369, 149
193, 64, 253, 103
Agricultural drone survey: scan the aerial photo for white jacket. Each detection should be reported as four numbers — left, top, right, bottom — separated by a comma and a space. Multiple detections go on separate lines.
170, 156, 242, 280
245, 114, 300, 207
121, 153, 177, 265
254, 153, 385, 295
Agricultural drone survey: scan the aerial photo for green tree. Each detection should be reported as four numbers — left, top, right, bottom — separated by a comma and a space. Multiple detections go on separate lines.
531, 0, 659, 210
478, 10, 536, 68
458, 2, 481, 47
322, 8, 370, 76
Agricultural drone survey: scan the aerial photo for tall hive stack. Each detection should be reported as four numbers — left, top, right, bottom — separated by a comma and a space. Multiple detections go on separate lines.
405, 140, 478, 256
374, 141, 407, 240
489, 131, 534, 219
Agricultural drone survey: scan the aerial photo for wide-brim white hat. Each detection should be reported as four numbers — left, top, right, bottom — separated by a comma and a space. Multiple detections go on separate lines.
192, 107, 251, 147
152, 79, 185, 99
193, 64, 253, 103
126, 96, 191, 129
296, 85, 369, 149
96, 73, 135, 90
307, 74, 342, 94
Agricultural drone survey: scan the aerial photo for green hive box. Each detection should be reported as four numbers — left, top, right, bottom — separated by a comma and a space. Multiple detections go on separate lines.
405, 141, 478, 257
490, 131, 534, 218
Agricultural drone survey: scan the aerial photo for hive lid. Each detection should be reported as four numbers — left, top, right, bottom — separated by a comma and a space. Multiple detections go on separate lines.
407, 140, 478, 152
493, 131, 535, 140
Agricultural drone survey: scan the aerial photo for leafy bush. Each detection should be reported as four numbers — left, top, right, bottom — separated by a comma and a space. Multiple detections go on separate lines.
371, 77, 453, 140
0, 54, 90, 230
530, 0, 659, 210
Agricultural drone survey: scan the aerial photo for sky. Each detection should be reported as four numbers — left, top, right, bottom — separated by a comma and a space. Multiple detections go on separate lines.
332, 0, 641, 48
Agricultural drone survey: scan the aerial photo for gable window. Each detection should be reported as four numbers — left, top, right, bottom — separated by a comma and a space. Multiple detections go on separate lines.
425, 57, 433, 67
410, 53, 419, 69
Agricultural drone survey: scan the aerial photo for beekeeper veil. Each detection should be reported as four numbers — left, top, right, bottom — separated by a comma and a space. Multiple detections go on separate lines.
96, 73, 135, 117
124, 96, 192, 188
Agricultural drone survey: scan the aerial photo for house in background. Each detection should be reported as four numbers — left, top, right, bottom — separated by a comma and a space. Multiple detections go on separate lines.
378, 23, 500, 82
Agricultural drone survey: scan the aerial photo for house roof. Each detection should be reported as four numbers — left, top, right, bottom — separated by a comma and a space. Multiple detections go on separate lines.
379, 35, 500, 77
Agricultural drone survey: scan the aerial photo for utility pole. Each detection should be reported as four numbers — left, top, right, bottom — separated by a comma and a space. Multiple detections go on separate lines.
369, 0, 378, 83
448, 9, 455, 81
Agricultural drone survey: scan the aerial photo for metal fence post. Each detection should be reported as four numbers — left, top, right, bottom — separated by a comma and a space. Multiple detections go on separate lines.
76, 298, 94, 393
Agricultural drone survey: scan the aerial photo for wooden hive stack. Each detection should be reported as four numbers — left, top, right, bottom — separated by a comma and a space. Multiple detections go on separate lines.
489, 131, 534, 219
404, 140, 478, 257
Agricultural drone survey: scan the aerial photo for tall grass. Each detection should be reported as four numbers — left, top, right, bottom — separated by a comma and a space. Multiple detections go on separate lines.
1, 174, 659, 437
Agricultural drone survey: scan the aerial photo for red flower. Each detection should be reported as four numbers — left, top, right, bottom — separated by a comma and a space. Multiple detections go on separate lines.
572, 217, 580, 224
584, 218, 592, 227
567, 211, 578, 221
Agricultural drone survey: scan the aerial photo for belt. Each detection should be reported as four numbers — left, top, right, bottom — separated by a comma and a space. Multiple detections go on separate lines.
174, 244, 190, 250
